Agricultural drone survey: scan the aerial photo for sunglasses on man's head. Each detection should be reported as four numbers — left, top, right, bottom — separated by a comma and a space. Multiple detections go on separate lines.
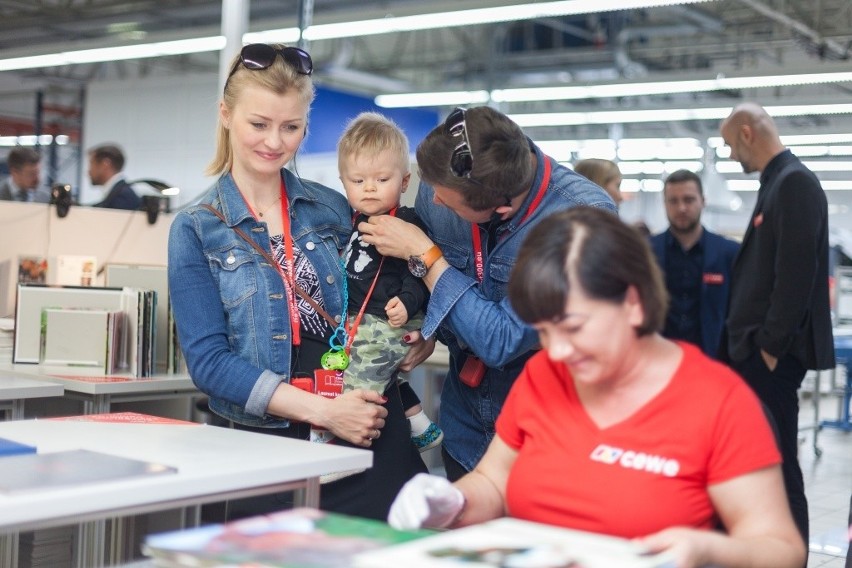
225, 44, 313, 89
444, 107, 474, 178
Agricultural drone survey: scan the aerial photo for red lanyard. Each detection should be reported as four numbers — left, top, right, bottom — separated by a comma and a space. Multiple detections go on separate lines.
277, 182, 300, 346
241, 180, 301, 346
343, 207, 397, 354
470, 156, 552, 283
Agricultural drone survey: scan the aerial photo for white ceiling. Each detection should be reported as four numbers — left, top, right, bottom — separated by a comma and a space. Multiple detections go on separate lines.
2, 0, 852, 177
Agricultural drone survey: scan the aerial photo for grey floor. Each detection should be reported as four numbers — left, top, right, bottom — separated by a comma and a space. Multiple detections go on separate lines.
799, 376, 852, 568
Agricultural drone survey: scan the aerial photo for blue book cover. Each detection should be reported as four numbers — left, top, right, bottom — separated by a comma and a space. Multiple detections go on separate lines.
0, 437, 36, 457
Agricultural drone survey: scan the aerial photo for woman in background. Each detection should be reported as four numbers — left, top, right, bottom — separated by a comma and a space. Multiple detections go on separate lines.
168, 43, 427, 520
574, 157, 623, 208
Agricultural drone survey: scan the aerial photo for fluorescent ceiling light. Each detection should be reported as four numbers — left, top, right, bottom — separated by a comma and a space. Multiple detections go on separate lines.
492, 69, 852, 103
0, 134, 68, 146
375, 91, 489, 108
538, 136, 703, 161
378, 64, 852, 108
0, 36, 225, 71
726, 180, 760, 192
0, 0, 714, 72
710, 132, 852, 151
243, 29, 301, 45
304, 0, 714, 40
614, 178, 666, 193
510, 107, 729, 126
718, 159, 852, 173
802, 160, 852, 172
510, 103, 852, 127
375, 91, 490, 108
616, 160, 704, 175
820, 181, 852, 191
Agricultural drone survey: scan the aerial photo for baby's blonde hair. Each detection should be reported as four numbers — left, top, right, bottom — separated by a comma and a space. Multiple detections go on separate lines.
337, 112, 410, 174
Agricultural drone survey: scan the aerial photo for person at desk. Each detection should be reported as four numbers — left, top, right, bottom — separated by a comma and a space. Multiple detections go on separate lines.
88, 144, 142, 210
388, 208, 805, 568
650, 169, 739, 358
168, 43, 428, 521
357, 106, 615, 482
0, 147, 51, 203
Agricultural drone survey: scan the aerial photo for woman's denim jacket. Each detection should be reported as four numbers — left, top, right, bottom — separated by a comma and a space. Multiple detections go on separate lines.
168, 170, 350, 427
415, 141, 617, 471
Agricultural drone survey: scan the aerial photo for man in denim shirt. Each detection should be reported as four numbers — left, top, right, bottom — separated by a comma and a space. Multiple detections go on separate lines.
360, 106, 615, 479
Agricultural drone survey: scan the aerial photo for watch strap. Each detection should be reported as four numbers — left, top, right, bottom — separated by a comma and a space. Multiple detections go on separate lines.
420, 245, 443, 270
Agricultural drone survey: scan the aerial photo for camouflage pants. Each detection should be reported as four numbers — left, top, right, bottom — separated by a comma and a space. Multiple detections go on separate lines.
344, 312, 423, 395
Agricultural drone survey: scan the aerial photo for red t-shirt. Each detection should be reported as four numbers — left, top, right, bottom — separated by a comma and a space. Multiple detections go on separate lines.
496, 342, 780, 538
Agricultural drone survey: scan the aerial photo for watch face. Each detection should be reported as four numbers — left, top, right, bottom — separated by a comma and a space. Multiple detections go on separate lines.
408, 255, 428, 277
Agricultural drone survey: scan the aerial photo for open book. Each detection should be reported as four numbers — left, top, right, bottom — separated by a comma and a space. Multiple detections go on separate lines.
143, 508, 431, 567
353, 517, 676, 568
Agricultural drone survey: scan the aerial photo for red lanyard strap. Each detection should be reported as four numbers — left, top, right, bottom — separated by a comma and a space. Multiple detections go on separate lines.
275, 185, 301, 345
470, 156, 552, 283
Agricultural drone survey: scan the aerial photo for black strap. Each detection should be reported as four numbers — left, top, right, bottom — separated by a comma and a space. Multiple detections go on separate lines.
201, 203, 339, 328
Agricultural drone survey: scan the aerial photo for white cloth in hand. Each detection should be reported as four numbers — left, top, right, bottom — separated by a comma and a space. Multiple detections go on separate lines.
388, 473, 465, 530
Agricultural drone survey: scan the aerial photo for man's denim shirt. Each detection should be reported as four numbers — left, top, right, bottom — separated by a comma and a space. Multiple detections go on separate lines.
416, 141, 616, 471
168, 170, 350, 427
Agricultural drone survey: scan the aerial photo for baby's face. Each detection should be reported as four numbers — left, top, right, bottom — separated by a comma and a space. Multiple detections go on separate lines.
340, 149, 409, 216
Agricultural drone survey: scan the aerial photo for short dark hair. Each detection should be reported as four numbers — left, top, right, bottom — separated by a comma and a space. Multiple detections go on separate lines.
508, 207, 667, 336
88, 144, 125, 172
7, 147, 40, 171
415, 106, 535, 211
664, 169, 703, 197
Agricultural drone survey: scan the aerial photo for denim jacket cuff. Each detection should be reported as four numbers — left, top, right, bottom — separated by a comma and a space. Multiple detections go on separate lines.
245, 369, 285, 417
422, 267, 476, 338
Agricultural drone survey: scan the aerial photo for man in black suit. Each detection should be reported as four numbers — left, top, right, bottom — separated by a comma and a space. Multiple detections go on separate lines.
720, 102, 835, 554
88, 144, 141, 210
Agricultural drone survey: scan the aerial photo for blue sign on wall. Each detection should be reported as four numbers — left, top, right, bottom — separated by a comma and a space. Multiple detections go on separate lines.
303, 86, 439, 155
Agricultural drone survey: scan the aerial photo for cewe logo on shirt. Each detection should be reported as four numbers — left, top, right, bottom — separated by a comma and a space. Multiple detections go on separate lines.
590, 444, 680, 477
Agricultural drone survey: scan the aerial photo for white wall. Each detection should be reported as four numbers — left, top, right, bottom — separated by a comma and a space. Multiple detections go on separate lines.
82, 74, 220, 207
0, 201, 172, 318
77, 72, 852, 250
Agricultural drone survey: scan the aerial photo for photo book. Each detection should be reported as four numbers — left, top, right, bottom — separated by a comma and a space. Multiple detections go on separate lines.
143, 508, 431, 568
53, 254, 97, 287
17, 256, 47, 285
352, 517, 676, 568
40, 307, 123, 372
0, 449, 176, 494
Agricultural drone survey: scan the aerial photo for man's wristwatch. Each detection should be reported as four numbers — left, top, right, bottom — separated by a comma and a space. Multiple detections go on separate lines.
408, 245, 443, 277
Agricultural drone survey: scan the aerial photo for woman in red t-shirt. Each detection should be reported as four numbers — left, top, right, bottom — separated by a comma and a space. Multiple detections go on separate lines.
388, 207, 804, 568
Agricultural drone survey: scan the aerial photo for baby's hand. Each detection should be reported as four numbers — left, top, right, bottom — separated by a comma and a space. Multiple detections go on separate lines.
385, 297, 409, 328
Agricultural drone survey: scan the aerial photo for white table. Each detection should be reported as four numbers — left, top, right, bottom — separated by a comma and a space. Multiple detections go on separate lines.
0, 375, 63, 419
0, 362, 197, 415
0, 419, 371, 567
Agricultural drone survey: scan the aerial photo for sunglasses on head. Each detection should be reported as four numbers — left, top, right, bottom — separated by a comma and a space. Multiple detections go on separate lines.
225, 44, 313, 89
444, 107, 474, 178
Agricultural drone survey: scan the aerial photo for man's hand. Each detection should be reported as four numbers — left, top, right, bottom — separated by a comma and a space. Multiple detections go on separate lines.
358, 215, 434, 260
760, 349, 778, 371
